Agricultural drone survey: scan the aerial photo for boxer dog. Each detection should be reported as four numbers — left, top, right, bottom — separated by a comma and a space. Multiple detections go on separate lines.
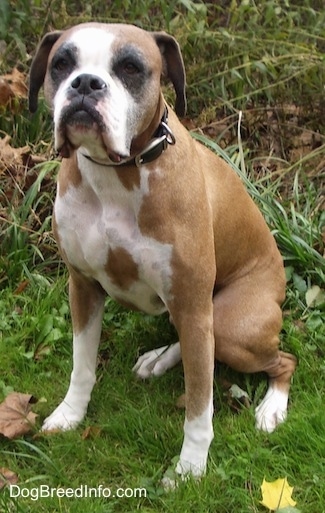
29, 22, 296, 482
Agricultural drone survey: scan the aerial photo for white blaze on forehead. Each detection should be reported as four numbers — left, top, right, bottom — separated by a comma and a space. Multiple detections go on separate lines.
69, 27, 115, 68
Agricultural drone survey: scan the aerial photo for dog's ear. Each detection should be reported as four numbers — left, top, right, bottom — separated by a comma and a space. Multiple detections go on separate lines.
29, 31, 63, 113
152, 32, 187, 117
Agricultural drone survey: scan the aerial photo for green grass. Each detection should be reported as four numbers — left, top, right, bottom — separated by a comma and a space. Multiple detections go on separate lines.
0, 289, 324, 512
1, 1, 325, 512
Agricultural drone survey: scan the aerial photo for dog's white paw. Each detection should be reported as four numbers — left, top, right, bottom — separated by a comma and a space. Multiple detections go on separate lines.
132, 342, 181, 379
255, 385, 289, 433
161, 400, 213, 489
161, 458, 206, 491
161, 456, 205, 491
42, 401, 85, 431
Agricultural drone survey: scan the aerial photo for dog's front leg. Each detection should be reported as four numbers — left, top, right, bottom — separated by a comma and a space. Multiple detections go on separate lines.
42, 271, 105, 431
168, 303, 215, 481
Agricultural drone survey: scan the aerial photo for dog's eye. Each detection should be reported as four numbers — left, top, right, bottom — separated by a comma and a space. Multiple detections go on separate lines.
54, 58, 69, 71
123, 62, 140, 75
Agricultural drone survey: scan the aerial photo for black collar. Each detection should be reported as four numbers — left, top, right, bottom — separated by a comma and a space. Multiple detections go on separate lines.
80, 107, 175, 168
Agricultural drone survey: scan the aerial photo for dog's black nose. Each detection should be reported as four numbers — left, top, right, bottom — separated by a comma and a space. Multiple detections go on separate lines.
70, 74, 107, 95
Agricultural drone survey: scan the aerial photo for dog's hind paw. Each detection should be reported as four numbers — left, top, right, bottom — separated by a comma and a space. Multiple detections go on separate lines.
42, 401, 84, 431
255, 385, 289, 433
132, 342, 181, 379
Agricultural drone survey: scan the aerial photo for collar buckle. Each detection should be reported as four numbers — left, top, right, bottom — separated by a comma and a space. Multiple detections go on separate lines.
160, 120, 176, 145
134, 136, 168, 167
134, 117, 176, 168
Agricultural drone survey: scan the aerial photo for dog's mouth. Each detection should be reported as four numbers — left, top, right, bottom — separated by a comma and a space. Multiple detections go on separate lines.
56, 100, 126, 163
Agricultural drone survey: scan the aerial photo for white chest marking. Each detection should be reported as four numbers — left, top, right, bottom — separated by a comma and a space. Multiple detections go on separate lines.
55, 159, 173, 314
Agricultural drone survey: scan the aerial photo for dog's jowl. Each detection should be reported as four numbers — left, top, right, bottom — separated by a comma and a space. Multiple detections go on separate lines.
29, 22, 296, 482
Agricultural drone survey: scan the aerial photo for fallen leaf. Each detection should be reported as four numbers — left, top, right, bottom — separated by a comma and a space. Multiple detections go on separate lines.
81, 426, 102, 440
0, 78, 13, 106
0, 467, 18, 490
3, 68, 28, 98
13, 279, 30, 295
0, 134, 30, 176
0, 392, 38, 439
217, 378, 251, 412
0, 68, 27, 108
33, 428, 62, 439
227, 383, 251, 411
305, 285, 325, 307
260, 477, 297, 511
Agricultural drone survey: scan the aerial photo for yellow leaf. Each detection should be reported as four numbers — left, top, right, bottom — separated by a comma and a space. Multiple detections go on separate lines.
260, 477, 296, 510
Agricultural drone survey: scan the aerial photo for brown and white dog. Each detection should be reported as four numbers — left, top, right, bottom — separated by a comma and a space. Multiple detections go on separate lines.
29, 22, 296, 481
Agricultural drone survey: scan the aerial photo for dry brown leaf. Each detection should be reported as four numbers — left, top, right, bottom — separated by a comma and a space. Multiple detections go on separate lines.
3, 68, 28, 97
0, 68, 27, 108
0, 467, 18, 490
0, 78, 13, 106
13, 280, 30, 295
0, 135, 30, 176
0, 134, 48, 205
0, 392, 38, 439
81, 426, 102, 440
33, 428, 62, 439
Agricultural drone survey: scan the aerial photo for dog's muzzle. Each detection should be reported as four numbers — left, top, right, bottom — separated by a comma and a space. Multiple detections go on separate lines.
62, 73, 108, 128
56, 72, 126, 160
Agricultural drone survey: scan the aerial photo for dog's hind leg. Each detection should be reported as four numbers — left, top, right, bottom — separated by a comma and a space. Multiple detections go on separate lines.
255, 351, 297, 432
213, 279, 296, 433
133, 342, 181, 379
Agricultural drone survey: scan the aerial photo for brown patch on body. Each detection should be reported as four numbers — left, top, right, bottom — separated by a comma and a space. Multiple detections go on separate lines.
105, 246, 139, 289
69, 268, 105, 335
57, 153, 82, 197
116, 166, 141, 191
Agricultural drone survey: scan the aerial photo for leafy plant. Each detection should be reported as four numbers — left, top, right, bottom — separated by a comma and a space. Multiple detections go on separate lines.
0, 160, 59, 287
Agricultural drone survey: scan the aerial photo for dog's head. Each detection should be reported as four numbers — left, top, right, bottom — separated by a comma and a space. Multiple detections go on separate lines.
29, 23, 186, 163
